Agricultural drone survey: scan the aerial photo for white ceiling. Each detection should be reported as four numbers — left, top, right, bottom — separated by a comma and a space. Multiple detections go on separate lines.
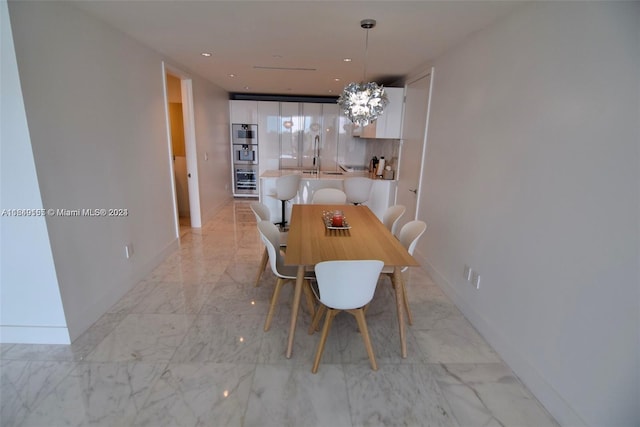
71, 1, 524, 96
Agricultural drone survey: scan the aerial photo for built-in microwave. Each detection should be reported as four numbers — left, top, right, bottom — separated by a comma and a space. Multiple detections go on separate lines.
233, 144, 258, 164
232, 123, 258, 144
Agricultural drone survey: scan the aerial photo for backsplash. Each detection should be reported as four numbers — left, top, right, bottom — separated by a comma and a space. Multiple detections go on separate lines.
364, 139, 400, 172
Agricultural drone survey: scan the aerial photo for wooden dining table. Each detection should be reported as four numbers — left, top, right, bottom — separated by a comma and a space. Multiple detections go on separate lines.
284, 204, 419, 359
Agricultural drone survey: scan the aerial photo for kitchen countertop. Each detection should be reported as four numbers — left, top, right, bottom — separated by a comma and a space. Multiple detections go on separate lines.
260, 169, 394, 180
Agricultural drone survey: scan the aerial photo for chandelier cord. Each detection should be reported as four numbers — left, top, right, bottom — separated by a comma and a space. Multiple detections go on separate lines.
363, 28, 369, 83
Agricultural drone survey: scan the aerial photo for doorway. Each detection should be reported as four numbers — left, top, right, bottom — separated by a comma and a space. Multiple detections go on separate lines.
166, 73, 190, 235
162, 62, 202, 238
396, 69, 433, 231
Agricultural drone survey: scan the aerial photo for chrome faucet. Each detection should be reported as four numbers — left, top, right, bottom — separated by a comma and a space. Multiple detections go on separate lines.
312, 135, 320, 174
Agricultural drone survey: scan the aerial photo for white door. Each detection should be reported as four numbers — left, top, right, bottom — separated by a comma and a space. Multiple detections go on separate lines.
180, 79, 202, 228
396, 70, 433, 231
163, 63, 202, 235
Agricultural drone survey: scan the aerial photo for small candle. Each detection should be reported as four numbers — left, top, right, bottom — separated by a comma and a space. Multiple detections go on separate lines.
331, 210, 343, 227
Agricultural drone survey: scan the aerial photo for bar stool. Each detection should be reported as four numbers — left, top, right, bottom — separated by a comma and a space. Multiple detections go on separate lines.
343, 177, 373, 205
271, 174, 301, 231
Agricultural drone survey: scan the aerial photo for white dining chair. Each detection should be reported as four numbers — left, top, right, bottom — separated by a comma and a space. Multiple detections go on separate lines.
381, 220, 427, 325
311, 188, 347, 204
269, 174, 301, 230
382, 204, 406, 237
249, 201, 271, 223
250, 202, 288, 287
309, 259, 384, 373
257, 221, 316, 332
343, 177, 373, 205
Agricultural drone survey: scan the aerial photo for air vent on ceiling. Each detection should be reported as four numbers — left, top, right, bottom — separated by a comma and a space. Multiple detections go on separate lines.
253, 66, 316, 71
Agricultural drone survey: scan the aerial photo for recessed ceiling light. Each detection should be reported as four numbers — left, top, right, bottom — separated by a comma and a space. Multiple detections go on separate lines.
201, 52, 212, 57
328, 89, 333, 93
244, 86, 250, 90
334, 78, 341, 82
343, 58, 352, 62
228, 74, 236, 78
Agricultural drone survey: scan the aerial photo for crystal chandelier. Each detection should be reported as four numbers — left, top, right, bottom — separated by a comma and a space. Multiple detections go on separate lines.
337, 19, 389, 127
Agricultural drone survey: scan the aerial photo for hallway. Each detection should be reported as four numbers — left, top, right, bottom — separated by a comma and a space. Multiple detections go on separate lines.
1, 200, 557, 426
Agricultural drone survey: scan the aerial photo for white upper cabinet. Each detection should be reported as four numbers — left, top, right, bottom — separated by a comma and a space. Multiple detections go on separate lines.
257, 101, 280, 173
358, 87, 405, 139
230, 100, 258, 124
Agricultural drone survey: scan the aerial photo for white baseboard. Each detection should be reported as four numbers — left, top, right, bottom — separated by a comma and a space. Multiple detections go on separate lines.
0, 326, 70, 344
414, 250, 587, 427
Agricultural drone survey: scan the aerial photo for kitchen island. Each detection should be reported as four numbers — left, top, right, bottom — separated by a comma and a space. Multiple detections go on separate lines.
259, 170, 397, 222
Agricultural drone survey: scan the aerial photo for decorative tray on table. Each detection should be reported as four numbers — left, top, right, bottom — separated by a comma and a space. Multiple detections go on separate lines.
322, 211, 351, 230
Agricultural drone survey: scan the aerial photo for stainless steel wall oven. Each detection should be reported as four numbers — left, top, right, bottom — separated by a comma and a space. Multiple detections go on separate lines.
231, 124, 258, 196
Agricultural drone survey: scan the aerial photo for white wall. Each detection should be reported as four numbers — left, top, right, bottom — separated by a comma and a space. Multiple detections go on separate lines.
6, 1, 231, 341
0, 1, 69, 344
415, 3, 639, 426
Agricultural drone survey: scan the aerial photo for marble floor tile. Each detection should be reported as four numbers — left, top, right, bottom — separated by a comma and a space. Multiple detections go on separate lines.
406, 297, 467, 331
412, 317, 501, 364
244, 363, 352, 427
0, 344, 14, 359
336, 310, 428, 365
132, 362, 254, 427
131, 280, 214, 315
21, 361, 166, 427
171, 314, 263, 364
434, 363, 559, 427
85, 314, 195, 362
199, 279, 274, 317
0, 360, 76, 427
344, 363, 458, 427
107, 278, 160, 315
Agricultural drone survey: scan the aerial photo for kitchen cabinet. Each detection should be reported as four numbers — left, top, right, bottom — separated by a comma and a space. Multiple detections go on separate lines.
230, 100, 258, 124
257, 101, 280, 174
280, 102, 339, 170
355, 87, 405, 139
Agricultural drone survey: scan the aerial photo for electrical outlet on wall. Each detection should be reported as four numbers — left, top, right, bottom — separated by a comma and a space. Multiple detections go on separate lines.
471, 271, 481, 289
125, 243, 134, 259
464, 265, 472, 281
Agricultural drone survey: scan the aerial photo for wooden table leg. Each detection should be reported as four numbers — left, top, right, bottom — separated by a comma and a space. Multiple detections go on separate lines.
393, 266, 407, 358
286, 265, 305, 358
